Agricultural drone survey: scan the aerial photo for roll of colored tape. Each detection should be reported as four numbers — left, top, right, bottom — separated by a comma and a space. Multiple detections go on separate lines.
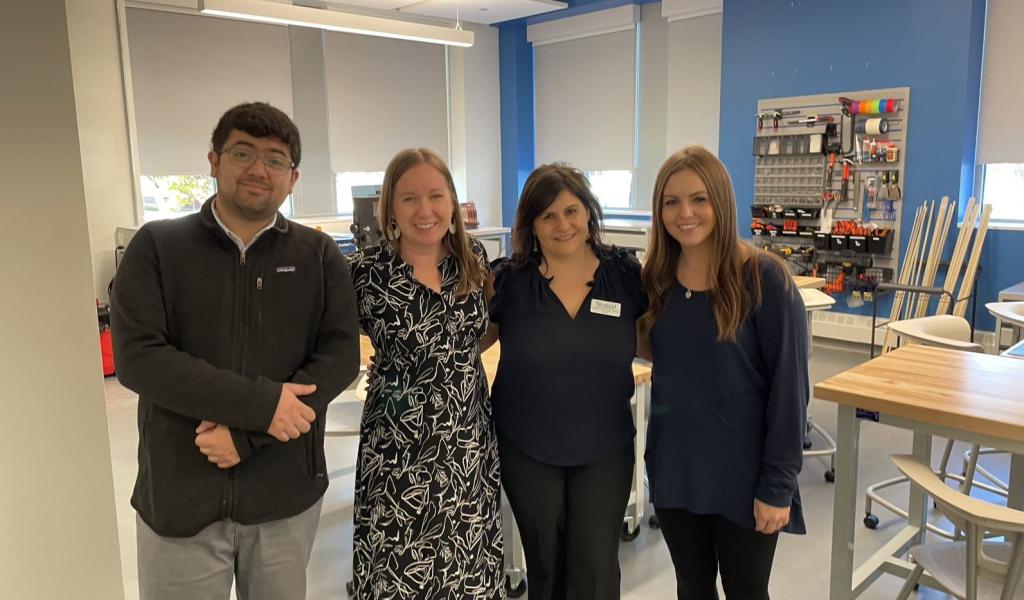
851, 100, 860, 115
888, 98, 897, 113
864, 117, 888, 135
871, 99, 882, 114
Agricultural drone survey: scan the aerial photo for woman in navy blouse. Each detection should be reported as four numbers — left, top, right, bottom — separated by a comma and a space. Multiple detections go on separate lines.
639, 146, 807, 600
486, 164, 646, 600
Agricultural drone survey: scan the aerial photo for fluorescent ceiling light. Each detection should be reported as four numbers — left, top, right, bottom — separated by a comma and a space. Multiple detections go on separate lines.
199, 0, 474, 47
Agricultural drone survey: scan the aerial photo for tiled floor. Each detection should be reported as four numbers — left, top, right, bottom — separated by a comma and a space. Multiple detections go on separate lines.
103, 340, 991, 599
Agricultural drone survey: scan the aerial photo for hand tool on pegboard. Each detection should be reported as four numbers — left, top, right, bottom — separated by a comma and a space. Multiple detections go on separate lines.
839, 158, 854, 204
789, 114, 834, 127
756, 108, 800, 131
822, 152, 837, 202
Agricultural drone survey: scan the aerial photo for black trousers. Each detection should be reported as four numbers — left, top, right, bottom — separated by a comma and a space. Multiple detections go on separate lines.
654, 506, 779, 600
499, 435, 634, 600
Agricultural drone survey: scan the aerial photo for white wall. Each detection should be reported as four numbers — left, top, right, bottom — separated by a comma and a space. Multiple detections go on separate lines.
462, 23, 503, 226
70, 0, 137, 302
0, 1, 124, 597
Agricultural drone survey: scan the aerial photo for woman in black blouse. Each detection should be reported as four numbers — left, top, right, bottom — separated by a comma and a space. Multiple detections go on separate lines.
486, 164, 646, 600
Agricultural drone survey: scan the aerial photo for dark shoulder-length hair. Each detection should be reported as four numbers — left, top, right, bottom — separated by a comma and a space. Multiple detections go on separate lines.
510, 163, 605, 267
377, 147, 486, 296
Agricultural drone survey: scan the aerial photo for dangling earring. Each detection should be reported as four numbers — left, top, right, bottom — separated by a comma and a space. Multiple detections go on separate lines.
449, 218, 457, 235
390, 220, 401, 240
532, 236, 539, 254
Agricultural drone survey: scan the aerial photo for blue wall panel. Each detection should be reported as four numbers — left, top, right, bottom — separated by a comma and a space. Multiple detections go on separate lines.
717, 0, 1011, 326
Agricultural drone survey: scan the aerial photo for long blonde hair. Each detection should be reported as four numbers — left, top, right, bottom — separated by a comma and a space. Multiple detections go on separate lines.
377, 148, 485, 296
639, 146, 785, 341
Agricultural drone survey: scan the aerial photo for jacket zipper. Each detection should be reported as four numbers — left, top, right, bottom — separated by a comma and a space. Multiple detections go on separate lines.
256, 276, 263, 329
226, 249, 250, 520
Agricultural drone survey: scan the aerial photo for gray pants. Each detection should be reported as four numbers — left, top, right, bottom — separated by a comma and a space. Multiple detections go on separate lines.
136, 498, 323, 600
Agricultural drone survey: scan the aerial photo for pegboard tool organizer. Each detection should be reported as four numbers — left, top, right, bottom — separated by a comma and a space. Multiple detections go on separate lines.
751, 88, 911, 296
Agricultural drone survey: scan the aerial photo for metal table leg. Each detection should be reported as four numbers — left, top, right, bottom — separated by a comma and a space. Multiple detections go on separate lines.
830, 405, 861, 600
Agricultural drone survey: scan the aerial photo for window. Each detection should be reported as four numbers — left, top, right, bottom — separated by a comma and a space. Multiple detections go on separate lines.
981, 163, 1024, 223
140, 175, 214, 222
336, 171, 385, 215
585, 170, 634, 209
140, 175, 293, 222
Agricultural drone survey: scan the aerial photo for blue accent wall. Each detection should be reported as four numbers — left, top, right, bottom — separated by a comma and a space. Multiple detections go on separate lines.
498, 23, 534, 228
717, 0, 1015, 328
499, 0, 1022, 331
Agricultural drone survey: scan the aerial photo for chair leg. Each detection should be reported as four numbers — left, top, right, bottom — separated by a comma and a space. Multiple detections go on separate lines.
937, 438, 956, 483
896, 564, 925, 600
999, 534, 1024, 600
961, 444, 981, 495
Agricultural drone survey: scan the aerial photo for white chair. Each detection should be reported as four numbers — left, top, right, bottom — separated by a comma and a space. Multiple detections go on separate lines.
987, 302, 1024, 354
887, 314, 986, 354
800, 288, 838, 482
892, 454, 1024, 600
864, 315, 1005, 538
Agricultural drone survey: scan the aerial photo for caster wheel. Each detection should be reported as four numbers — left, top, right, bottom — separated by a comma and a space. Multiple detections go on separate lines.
346, 580, 355, 598
648, 514, 661, 529
824, 469, 835, 483
505, 576, 527, 598
803, 436, 813, 450
863, 514, 880, 529
620, 522, 640, 541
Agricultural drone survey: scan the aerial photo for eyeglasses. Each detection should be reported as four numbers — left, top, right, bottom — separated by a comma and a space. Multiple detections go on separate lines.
219, 144, 294, 174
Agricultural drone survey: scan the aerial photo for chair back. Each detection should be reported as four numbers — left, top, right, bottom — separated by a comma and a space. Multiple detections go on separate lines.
886, 315, 985, 353
892, 454, 1024, 594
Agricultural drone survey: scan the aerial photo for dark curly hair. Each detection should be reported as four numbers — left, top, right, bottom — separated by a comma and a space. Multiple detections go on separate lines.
211, 102, 301, 167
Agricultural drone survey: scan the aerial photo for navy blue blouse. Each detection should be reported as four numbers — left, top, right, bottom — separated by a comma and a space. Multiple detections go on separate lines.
489, 247, 647, 467
646, 258, 808, 534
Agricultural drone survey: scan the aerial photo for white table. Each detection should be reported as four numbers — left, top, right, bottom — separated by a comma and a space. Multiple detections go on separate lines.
468, 226, 512, 258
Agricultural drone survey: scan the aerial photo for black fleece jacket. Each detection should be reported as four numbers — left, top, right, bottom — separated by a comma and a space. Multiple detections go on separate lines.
111, 198, 360, 537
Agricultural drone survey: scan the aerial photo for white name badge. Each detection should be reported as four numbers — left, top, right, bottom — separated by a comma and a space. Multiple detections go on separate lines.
590, 299, 622, 318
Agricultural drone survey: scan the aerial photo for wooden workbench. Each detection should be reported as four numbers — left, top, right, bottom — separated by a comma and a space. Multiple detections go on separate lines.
815, 345, 1024, 599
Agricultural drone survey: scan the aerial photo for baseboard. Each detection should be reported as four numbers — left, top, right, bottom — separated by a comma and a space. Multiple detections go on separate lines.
811, 311, 997, 353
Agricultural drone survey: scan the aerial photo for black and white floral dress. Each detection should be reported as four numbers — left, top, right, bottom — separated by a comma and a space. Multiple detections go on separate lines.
346, 240, 505, 600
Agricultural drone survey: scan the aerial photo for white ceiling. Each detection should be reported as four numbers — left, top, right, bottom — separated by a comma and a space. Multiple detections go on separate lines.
130, 0, 568, 26
323, 0, 567, 26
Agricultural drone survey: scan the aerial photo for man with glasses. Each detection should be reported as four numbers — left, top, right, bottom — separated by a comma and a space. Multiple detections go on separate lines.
111, 102, 360, 599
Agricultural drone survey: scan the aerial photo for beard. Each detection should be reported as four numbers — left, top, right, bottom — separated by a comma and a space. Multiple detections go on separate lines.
218, 182, 282, 222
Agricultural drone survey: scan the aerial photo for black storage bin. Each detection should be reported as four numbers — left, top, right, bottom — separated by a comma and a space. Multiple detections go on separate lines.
830, 235, 848, 251
868, 234, 894, 254
813, 232, 830, 250
848, 235, 868, 253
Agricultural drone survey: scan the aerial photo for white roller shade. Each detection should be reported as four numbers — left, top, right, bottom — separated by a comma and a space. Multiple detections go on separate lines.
977, 0, 1024, 164
325, 32, 449, 173
534, 28, 636, 170
126, 9, 294, 176
665, 13, 721, 155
